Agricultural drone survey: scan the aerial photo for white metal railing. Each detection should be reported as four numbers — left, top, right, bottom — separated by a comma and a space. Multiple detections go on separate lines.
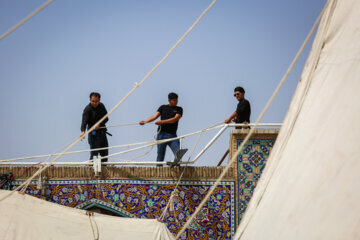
0, 123, 282, 168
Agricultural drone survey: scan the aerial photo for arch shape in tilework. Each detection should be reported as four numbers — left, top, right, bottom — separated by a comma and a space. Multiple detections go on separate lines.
12, 179, 235, 240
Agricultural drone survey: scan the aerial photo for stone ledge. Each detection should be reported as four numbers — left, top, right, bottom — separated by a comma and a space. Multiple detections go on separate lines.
0, 166, 235, 181
231, 128, 280, 138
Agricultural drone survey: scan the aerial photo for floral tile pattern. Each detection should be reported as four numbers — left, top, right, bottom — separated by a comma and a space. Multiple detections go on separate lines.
237, 139, 275, 223
12, 179, 235, 240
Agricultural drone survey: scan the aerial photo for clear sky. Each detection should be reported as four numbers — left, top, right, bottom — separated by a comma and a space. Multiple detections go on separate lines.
0, 0, 326, 166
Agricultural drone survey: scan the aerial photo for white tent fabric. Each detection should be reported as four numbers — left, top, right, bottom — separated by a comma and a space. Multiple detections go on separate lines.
0, 190, 175, 240
235, 0, 360, 239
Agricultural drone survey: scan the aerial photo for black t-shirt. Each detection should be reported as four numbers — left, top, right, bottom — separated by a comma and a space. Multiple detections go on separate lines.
236, 98, 251, 123
81, 103, 108, 132
157, 105, 183, 134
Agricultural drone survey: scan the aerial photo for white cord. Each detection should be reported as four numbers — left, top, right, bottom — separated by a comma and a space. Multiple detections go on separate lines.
0, 0, 54, 40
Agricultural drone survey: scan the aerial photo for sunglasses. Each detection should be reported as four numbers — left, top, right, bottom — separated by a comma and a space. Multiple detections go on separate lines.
234, 93, 241, 97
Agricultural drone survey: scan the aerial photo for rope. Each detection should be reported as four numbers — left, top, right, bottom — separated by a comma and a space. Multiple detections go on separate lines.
0, 0, 54, 41
128, 124, 159, 161
0, 162, 41, 188
11, 162, 42, 178
86, 211, 100, 240
183, 122, 223, 164
158, 123, 217, 222
0, 140, 156, 163
100, 122, 155, 129
159, 169, 186, 221
19, 139, 73, 193
0, 0, 217, 203
175, 2, 326, 238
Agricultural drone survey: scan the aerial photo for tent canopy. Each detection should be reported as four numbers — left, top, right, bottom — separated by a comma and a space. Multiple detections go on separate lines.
235, 0, 360, 239
0, 190, 175, 240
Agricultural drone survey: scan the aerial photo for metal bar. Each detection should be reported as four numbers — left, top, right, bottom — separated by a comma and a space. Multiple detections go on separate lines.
0, 123, 282, 165
227, 123, 282, 127
0, 124, 224, 163
0, 162, 93, 166
0, 123, 281, 163
186, 125, 228, 164
217, 149, 230, 166
103, 162, 169, 166
0, 161, 170, 166
98, 124, 224, 160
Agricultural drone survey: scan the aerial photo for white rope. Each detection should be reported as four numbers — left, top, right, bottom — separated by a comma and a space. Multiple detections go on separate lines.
86, 212, 100, 240
175, 3, 325, 239
160, 125, 222, 221
0, 0, 54, 41
19, 138, 74, 193
0, 0, 217, 203
100, 122, 155, 129
183, 122, 221, 164
0, 140, 156, 163
159, 170, 186, 221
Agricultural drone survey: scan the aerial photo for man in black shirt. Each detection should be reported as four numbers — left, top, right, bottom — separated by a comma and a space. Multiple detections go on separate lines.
80, 92, 109, 162
225, 86, 251, 128
139, 92, 183, 165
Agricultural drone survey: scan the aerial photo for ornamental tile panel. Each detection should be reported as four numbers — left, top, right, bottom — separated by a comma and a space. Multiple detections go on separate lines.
12, 179, 235, 240
237, 139, 275, 223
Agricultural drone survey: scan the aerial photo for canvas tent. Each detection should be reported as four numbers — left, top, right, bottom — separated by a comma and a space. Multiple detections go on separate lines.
234, 0, 360, 239
0, 190, 175, 240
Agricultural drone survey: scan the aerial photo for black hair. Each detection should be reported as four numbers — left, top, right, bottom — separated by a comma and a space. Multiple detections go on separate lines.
89, 92, 101, 99
168, 92, 178, 100
234, 86, 245, 93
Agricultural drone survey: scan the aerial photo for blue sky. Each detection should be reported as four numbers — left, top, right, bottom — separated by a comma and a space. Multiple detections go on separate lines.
0, 0, 326, 165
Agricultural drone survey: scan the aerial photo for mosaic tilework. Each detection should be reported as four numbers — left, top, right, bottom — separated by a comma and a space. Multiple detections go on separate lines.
237, 139, 275, 223
12, 179, 235, 240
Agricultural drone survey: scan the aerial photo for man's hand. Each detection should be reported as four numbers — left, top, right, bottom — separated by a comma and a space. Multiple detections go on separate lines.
94, 124, 100, 130
80, 131, 85, 140
139, 121, 146, 125
224, 118, 232, 124
155, 120, 163, 126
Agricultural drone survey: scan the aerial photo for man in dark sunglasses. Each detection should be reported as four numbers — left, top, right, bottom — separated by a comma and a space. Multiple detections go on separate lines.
225, 86, 251, 129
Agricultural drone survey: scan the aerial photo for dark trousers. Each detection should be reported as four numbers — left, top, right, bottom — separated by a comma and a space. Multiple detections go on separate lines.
88, 131, 108, 162
156, 132, 180, 164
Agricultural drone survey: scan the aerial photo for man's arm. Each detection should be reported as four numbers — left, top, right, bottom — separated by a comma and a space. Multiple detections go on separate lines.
155, 113, 181, 125
225, 112, 237, 124
101, 103, 109, 125
80, 107, 89, 138
139, 112, 161, 125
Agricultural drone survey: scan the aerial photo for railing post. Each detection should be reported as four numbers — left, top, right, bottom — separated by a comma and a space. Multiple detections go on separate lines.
187, 125, 228, 164
93, 155, 101, 176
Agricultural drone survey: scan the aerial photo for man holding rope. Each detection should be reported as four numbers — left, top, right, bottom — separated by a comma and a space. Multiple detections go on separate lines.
139, 92, 183, 166
80, 92, 109, 162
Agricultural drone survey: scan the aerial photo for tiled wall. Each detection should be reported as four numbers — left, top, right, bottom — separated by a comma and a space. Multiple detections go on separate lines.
12, 179, 235, 240
237, 139, 275, 223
